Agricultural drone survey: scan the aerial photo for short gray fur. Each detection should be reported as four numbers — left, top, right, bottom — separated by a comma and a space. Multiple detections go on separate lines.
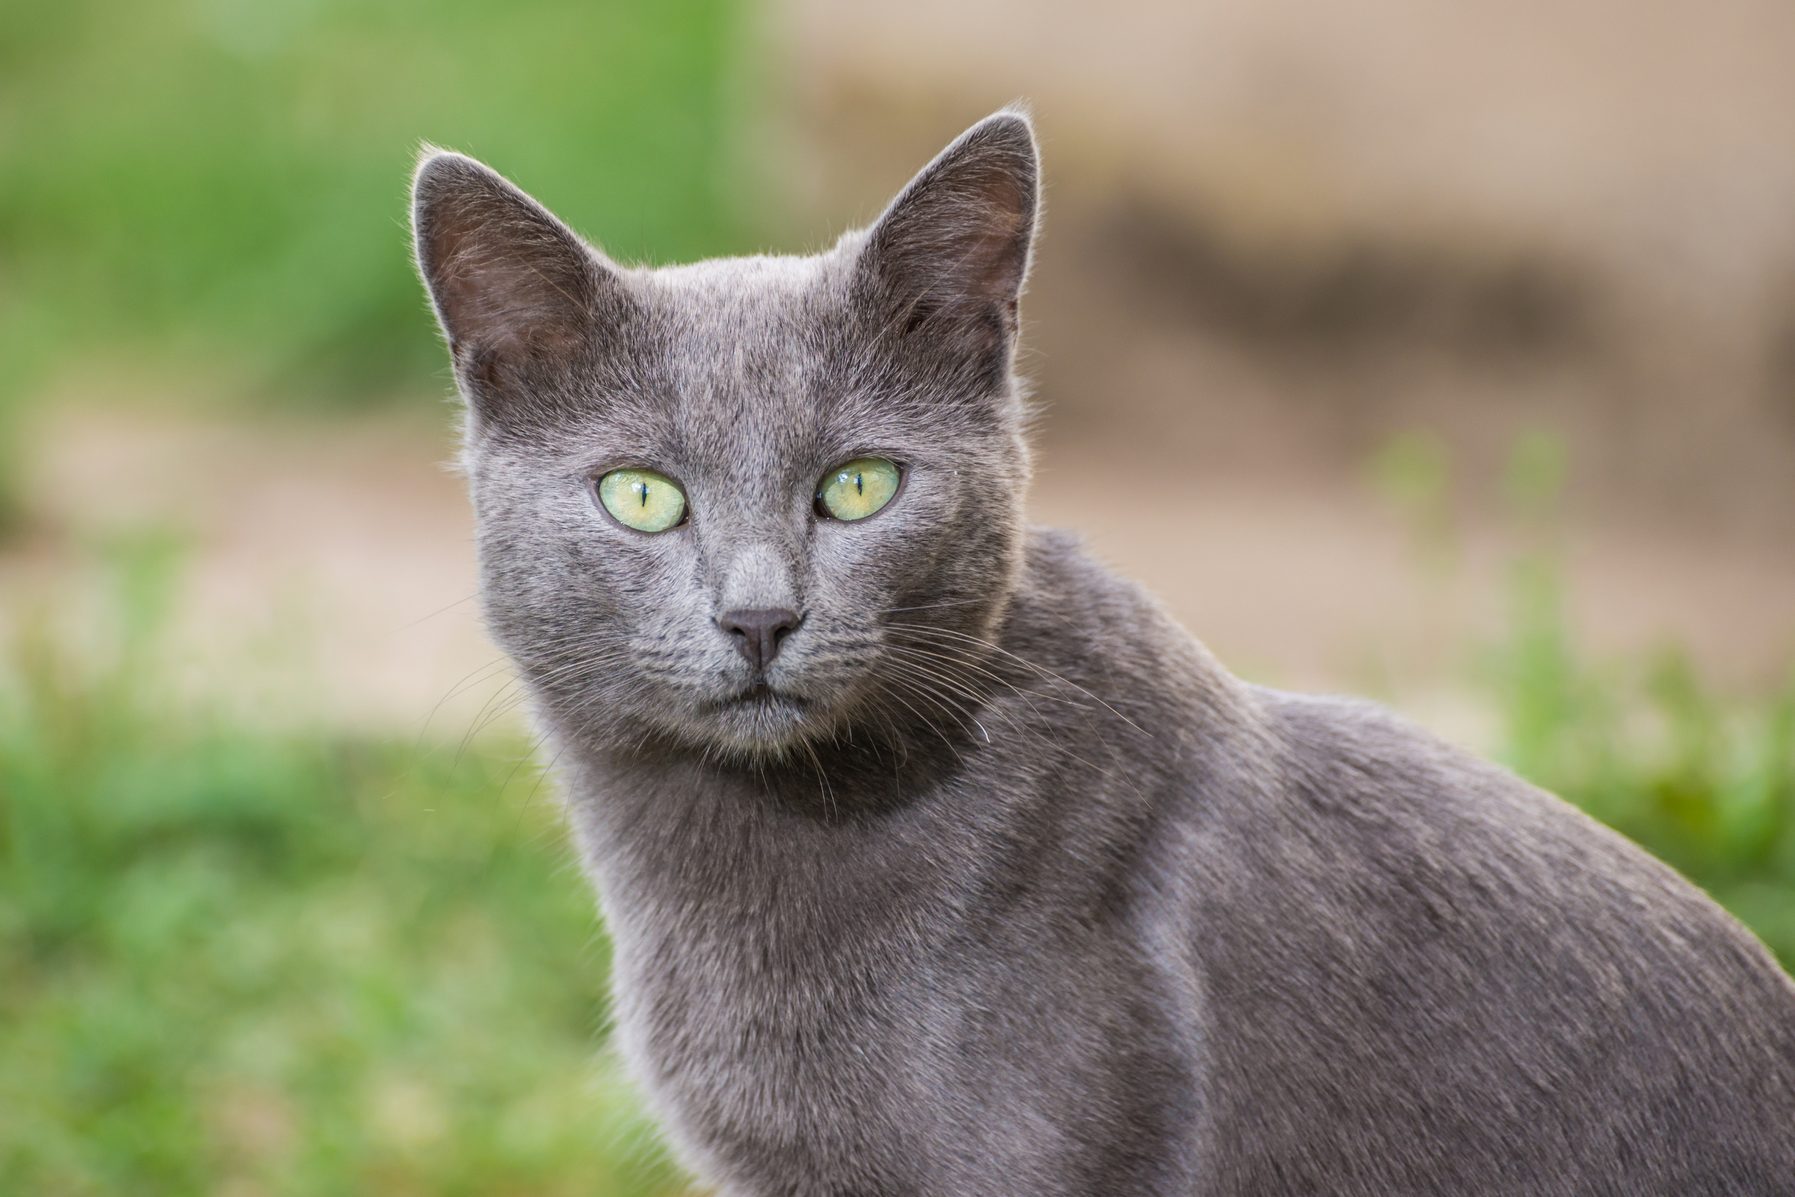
411, 111, 1795, 1195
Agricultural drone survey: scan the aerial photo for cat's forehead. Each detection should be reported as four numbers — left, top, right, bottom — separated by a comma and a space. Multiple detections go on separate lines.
619, 251, 867, 449
557, 243, 947, 471
637, 252, 841, 337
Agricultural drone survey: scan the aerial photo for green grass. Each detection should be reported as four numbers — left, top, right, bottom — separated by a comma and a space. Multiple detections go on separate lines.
0, 544, 686, 1195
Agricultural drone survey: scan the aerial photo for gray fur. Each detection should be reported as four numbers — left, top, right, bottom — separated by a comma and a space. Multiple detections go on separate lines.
411, 111, 1795, 1195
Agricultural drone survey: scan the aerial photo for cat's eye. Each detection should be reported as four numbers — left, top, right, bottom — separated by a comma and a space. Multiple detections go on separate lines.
816, 457, 902, 522
597, 468, 687, 533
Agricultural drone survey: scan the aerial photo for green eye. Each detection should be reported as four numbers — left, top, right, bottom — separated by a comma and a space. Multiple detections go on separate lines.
816, 456, 902, 522
597, 468, 687, 533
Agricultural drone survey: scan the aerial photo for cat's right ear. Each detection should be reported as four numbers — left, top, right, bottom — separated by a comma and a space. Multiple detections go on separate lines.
411, 149, 621, 415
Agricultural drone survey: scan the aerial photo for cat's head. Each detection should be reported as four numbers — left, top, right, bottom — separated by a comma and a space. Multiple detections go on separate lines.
412, 111, 1039, 760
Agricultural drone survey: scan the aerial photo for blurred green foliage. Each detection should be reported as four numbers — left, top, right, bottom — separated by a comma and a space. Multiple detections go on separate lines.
1366, 429, 1456, 574
0, 0, 756, 524
0, 0, 752, 396
0, 540, 686, 1195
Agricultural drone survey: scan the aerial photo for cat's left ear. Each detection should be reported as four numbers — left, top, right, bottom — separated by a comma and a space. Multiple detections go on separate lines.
853, 109, 1040, 365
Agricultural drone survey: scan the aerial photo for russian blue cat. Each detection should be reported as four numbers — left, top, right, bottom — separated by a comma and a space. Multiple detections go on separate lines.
411, 111, 1795, 1195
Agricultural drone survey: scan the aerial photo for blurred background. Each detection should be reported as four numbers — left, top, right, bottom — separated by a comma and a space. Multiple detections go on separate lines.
3, 0, 1792, 1191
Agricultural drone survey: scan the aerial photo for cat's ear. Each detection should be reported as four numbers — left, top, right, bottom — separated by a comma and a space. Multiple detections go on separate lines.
411, 149, 621, 411
853, 109, 1040, 365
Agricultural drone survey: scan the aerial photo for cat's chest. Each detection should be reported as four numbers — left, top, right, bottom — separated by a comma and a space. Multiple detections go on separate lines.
600, 872, 957, 1188
562, 753, 1069, 1184
602, 854, 941, 1065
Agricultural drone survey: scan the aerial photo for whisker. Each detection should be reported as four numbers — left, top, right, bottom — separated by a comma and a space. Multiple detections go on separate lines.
888, 624, 1149, 737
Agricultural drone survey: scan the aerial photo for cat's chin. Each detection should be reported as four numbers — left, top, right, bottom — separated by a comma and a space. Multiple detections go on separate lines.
697, 685, 819, 757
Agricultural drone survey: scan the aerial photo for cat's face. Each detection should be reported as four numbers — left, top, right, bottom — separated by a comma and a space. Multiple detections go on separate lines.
414, 114, 1039, 759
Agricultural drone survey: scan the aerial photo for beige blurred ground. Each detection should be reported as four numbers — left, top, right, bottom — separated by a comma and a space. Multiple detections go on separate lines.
773, 0, 1795, 539
7, 0, 1794, 749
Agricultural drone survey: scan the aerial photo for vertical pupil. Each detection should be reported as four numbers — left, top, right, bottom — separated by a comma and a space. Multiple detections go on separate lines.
854, 472, 864, 496
636, 480, 649, 508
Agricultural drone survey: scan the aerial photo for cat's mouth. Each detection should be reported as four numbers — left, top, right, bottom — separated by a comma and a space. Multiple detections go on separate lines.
716, 682, 807, 713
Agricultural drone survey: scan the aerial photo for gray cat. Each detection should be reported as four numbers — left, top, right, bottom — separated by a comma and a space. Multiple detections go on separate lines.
410, 110, 1795, 1195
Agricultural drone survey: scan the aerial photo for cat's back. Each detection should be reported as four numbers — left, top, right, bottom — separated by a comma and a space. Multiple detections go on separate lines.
1184, 686, 1795, 1194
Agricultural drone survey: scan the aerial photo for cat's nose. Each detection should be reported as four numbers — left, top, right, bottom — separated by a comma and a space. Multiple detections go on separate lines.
717, 607, 802, 673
